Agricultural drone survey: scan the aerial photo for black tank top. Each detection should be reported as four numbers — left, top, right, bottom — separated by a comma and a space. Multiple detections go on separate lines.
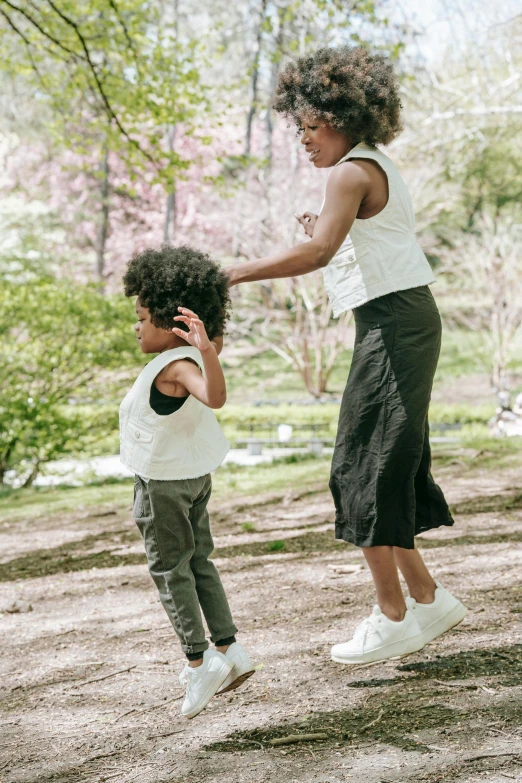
149, 382, 188, 415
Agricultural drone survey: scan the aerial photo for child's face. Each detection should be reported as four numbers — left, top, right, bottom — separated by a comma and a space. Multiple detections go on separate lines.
134, 299, 178, 354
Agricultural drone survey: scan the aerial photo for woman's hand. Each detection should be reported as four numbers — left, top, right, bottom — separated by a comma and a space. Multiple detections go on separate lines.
295, 211, 318, 238
173, 307, 213, 352
224, 267, 237, 287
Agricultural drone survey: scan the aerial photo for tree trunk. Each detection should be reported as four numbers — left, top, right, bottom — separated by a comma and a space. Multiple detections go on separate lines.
163, 0, 178, 244
0, 442, 16, 485
95, 143, 110, 287
22, 462, 40, 489
258, 11, 285, 254
244, 0, 267, 156
164, 124, 177, 243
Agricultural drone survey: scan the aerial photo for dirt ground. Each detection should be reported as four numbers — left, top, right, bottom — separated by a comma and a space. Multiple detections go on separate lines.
1, 459, 522, 783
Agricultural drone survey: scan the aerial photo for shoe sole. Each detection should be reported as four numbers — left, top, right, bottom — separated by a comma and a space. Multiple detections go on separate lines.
331, 633, 425, 665
217, 667, 255, 695
421, 602, 467, 646
182, 661, 233, 720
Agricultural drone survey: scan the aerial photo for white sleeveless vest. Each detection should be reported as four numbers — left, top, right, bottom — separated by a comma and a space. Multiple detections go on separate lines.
322, 143, 435, 316
119, 347, 229, 480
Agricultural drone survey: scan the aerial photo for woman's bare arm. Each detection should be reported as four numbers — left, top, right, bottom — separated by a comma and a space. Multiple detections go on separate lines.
226, 162, 369, 286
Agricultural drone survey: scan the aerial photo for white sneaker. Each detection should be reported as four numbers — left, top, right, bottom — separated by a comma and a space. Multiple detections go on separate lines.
331, 606, 424, 664
179, 649, 233, 719
406, 581, 467, 645
216, 642, 255, 694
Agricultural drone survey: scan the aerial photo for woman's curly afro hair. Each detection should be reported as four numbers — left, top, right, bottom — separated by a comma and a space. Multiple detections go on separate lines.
123, 245, 231, 340
273, 45, 402, 146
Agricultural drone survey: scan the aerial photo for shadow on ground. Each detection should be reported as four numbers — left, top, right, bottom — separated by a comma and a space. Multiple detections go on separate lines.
206, 644, 522, 754
349, 644, 522, 688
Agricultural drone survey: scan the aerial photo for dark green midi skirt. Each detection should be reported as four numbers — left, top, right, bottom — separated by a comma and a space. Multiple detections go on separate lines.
330, 285, 454, 549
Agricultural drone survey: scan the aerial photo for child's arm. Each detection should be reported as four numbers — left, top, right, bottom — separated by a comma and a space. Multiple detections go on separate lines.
170, 308, 226, 409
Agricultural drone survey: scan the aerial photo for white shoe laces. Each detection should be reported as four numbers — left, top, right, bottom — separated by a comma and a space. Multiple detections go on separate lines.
179, 665, 191, 688
353, 614, 381, 649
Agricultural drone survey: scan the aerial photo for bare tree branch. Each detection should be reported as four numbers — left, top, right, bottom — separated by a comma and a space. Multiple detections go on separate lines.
0, 0, 82, 58
107, 0, 140, 72
2, 0, 158, 166
422, 106, 522, 125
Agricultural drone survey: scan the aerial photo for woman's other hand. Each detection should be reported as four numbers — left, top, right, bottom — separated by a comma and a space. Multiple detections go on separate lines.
295, 211, 318, 238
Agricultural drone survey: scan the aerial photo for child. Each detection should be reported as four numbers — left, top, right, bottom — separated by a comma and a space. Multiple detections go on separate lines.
120, 245, 254, 718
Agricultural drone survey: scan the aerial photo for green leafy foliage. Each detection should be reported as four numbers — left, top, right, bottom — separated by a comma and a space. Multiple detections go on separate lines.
0, 265, 138, 483
0, 0, 208, 182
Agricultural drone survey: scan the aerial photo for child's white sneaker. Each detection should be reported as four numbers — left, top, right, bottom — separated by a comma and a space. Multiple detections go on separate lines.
179, 649, 233, 719
406, 581, 467, 645
217, 642, 255, 694
331, 605, 424, 664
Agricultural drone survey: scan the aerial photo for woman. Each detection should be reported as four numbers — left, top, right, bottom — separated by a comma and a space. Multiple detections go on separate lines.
226, 46, 466, 664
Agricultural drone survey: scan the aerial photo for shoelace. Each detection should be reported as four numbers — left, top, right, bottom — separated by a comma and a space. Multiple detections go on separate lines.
179, 665, 190, 688
353, 615, 381, 650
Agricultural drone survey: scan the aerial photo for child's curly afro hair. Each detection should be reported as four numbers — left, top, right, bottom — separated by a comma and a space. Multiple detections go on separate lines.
123, 245, 231, 340
273, 46, 402, 146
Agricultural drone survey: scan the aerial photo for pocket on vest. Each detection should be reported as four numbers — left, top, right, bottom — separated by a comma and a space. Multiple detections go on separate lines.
334, 241, 368, 269
128, 421, 154, 443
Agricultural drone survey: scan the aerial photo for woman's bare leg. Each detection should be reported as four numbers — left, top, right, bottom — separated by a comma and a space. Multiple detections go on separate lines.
362, 546, 407, 621
393, 545, 436, 604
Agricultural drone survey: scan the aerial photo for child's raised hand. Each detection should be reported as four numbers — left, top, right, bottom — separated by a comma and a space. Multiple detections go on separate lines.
173, 307, 212, 352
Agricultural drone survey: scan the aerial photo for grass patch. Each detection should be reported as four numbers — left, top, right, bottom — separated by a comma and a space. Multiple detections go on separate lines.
1, 434, 520, 527
213, 457, 331, 499
267, 540, 285, 552
0, 457, 333, 525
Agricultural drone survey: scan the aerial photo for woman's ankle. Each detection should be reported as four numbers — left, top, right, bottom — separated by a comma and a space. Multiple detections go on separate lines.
410, 585, 436, 604
379, 602, 407, 622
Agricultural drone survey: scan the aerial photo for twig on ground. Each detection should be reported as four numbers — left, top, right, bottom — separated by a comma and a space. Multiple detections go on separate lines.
79, 750, 120, 766
114, 694, 183, 722
489, 726, 513, 738
464, 751, 522, 763
433, 679, 466, 688
346, 660, 385, 671
360, 709, 384, 732
74, 664, 137, 687
147, 729, 185, 739
10, 667, 104, 693
268, 733, 329, 746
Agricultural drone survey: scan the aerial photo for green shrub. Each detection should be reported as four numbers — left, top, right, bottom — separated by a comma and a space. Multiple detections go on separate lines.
0, 268, 138, 485
215, 402, 494, 440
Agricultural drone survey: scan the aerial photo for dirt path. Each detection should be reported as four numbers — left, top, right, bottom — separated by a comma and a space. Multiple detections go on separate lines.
1, 463, 522, 783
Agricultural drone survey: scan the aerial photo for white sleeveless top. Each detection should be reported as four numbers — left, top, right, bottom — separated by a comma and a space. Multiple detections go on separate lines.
321, 143, 435, 316
119, 347, 229, 480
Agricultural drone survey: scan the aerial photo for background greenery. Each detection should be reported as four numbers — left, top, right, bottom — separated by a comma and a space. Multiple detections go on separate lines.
1, 0, 521, 486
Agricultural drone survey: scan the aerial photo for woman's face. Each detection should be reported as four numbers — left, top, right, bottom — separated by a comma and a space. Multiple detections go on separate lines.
299, 121, 352, 168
